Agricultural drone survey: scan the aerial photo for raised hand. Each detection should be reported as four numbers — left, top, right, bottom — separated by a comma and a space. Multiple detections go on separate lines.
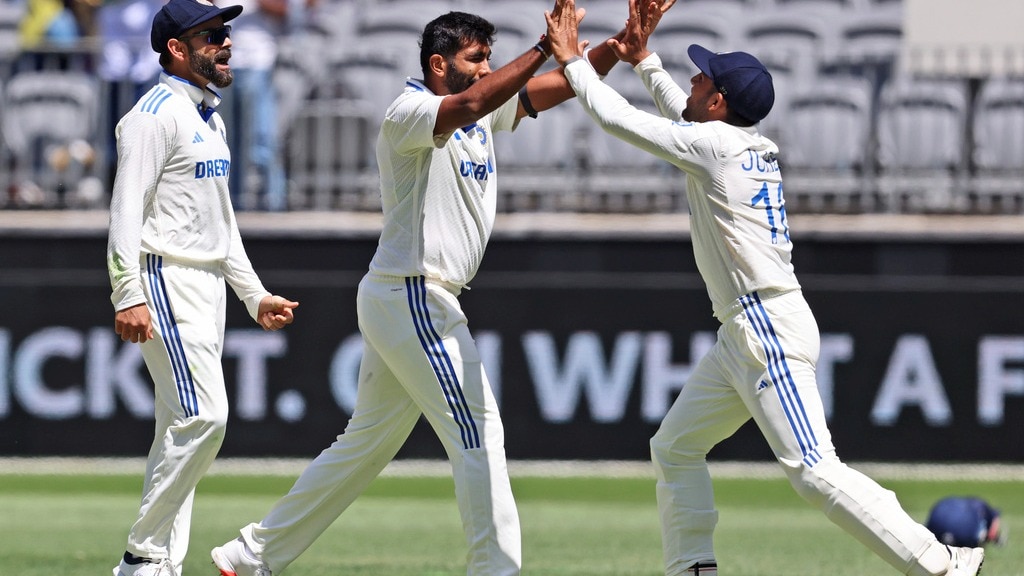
607, 0, 669, 65
546, 0, 588, 66
648, 0, 677, 34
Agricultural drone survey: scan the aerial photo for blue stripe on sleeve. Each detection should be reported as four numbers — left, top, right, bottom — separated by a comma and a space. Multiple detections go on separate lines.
140, 89, 162, 113
140, 88, 172, 115
150, 91, 173, 114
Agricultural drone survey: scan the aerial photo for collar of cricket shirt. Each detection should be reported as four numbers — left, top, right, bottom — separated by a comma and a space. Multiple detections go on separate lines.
161, 72, 222, 121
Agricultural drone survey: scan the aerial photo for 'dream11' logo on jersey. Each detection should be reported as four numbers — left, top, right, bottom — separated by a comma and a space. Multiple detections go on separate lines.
195, 158, 231, 179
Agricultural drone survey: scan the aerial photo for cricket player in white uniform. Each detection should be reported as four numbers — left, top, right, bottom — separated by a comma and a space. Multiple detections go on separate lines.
210, 2, 673, 575
107, 1, 297, 574
545, 1, 986, 575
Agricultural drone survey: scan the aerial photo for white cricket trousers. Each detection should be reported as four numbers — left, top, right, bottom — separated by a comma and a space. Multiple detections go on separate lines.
128, 254, 229, 574
651, 290, 949, 576
241, 273, 521, 575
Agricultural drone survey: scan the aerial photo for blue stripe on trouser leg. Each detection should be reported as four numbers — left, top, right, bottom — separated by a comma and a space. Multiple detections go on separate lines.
740, 292, 821, 466
405, 276, 480, 449
145, 254, 199, 417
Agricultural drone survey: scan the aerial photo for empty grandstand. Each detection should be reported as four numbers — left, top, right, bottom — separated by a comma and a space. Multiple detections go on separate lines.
0, 0, 1021, 214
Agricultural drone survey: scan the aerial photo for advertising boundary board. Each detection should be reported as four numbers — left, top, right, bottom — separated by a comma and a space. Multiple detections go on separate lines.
1, 212, 1023, 462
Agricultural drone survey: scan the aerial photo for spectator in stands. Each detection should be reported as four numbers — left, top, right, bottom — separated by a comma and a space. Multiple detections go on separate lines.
229, 0, 315, 211
98, 0, 165, 190
98, 0, 164, 88
545, 1, 986, 575
208, 2, 676, 576
19, 0, 79, 48
69, 0, 100, 39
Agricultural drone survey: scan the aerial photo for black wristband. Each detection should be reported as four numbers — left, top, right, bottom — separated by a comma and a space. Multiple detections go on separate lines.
519, 86, 539, 119
535, 33, 551, 58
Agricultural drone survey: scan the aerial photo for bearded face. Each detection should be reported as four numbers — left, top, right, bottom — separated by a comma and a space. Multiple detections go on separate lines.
188, 43, 233, 88
442, 57, 476, 95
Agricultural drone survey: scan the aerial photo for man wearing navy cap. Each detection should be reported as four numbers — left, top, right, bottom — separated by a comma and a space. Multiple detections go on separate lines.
107, 0, 298, 574
546, 1, 985, 575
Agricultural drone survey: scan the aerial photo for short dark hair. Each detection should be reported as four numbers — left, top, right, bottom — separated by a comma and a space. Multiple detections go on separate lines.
419, 11, 495, 77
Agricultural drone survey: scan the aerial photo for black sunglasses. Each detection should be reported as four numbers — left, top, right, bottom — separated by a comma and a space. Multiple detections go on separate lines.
180, 25, 231, 45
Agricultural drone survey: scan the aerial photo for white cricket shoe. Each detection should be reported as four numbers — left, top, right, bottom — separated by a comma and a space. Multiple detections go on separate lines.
211, 536, 272, 576
112, 557, 175, 576
684, 562, 717, 575
945, 546, 984, 575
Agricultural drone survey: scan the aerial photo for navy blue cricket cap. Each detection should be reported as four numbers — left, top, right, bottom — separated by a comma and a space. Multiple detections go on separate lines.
151, 0, 243, 53
687, 44, 775, 124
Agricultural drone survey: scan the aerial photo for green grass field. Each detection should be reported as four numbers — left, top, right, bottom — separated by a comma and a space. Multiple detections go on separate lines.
2, 466, 1021, 575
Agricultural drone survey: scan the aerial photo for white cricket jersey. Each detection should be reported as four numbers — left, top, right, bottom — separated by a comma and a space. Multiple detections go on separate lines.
565, 56, 801, 320
107, 72, 269, 319
369, 78, 520, 288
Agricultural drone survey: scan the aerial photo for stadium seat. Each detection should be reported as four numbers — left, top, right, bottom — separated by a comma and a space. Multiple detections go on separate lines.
2, 71, 102, 208
755, 51, 817, 149
651, 6, 740, 71
321, 47, 406, 102
287, 32, 422, 210
283, 98, 380, 211
778, 76, 875, 212
575, 72, 682, 213
832, 4, 903, 67
771, 0, 865, 13
314, 48, 406, 178
971, 77, 1024, 172
674, 0, 763, 6
495, 104, 583, 211
485, 0, 550, 26
274, 31, 331, 141
582, 68, 672, 170
876, 77, 968, 170
497, 103, 579, 170
969, 77, 1024, 213
575, 4, 627, 47
486, 4, 550, 70
875, 75, 969, 211
0, 0, 23, 66
741, 8, 836, 80
354, 0, 456, 73
303, 0, 358, 41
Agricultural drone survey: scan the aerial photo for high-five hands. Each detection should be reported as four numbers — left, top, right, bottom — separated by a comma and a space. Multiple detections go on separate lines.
547, 0, 676, 68
545, 0, 587, 66
608, 0, 677, 66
